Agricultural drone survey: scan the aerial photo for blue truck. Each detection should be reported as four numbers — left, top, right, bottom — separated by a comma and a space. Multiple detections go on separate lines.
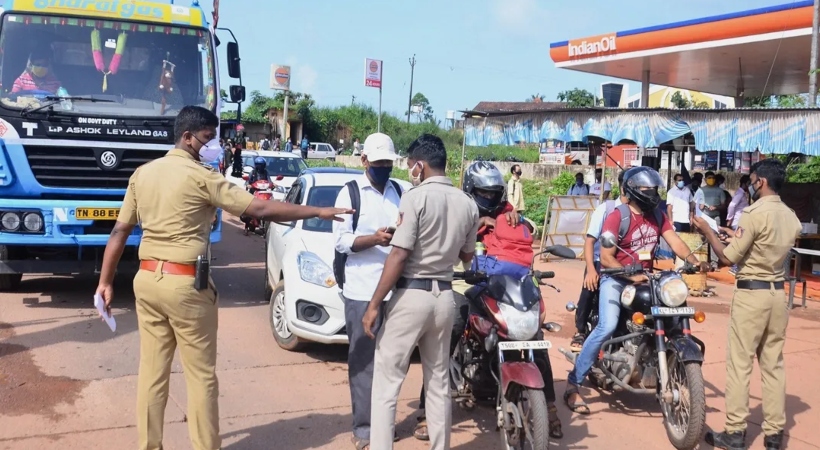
0, 0, 244, 291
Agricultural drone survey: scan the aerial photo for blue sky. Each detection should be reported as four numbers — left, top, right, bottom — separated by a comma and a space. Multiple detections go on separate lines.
208, 0, 790, 120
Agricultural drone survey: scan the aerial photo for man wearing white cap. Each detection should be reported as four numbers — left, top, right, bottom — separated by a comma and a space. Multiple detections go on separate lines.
333, 132, 403, 450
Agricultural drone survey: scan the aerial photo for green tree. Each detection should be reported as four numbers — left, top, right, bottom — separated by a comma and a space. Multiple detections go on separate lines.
670, 91, 710, 109
745, 94, 806, 108
409, 92, 435, 122
556, 88, 601, 107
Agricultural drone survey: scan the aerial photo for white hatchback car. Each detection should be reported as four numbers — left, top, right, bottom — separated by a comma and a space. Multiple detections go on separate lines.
264, 167, 411, 351
226, 150, 307, 200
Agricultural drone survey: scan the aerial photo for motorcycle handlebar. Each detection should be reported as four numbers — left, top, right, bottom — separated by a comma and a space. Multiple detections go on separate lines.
600, 264, 643, 276
533, 270, 555, 279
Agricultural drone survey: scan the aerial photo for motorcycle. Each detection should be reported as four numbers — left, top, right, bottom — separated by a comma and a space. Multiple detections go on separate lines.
560, 231, 709, 450
240, 177, 275, 235
451, 244, 576, 450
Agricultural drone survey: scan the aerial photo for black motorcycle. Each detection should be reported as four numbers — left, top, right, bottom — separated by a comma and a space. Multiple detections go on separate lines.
561, 231, 709, 450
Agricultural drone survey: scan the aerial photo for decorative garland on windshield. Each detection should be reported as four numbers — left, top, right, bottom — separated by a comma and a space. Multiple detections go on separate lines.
91, 30, 127, 93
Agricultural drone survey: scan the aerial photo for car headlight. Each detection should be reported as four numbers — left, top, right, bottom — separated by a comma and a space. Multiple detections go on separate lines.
659, 275, 689, 307
297, 251, 337, 288
620, 285, 637, 308
498, 302, 540, 341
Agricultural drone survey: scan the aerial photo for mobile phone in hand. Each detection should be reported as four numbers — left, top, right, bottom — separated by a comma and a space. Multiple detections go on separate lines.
385, 226, 396, 234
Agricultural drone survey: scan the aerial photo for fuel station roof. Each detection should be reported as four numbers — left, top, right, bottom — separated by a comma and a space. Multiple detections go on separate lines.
549, 1, 815, 98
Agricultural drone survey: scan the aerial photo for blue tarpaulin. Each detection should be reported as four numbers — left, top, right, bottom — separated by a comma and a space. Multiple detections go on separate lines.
463, 109, 820, 156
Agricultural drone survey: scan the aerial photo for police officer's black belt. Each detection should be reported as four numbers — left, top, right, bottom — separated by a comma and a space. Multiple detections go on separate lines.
736, 280, 784, 290
396, 278, 452, 291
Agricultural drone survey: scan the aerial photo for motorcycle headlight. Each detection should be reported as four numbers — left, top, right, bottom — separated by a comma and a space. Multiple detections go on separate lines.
620, 285, 637, 308
659, 275, 689, 307
297, 252, 337, 288
497, 302, 540, 341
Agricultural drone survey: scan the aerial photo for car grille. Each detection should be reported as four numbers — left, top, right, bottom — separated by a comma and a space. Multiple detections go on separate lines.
24, 145, 167, 189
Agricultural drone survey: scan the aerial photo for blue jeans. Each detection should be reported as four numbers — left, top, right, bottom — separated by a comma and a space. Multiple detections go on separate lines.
567, 276, 628, 386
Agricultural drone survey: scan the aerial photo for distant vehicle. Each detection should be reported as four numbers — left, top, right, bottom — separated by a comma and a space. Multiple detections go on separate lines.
226, 150, 307, 201
265, 167, 412, 350
307, 142, 337, 160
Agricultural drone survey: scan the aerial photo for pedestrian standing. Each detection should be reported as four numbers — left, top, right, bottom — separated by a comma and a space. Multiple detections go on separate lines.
567, 172, 590, 196
273, 134, 281, 151
285, 138, 293, 153
694, 159, 800, 450
507, 164, 526, 213
362, 134, 479, 450
589, 168, 612, 199
726, 175, 751, 230
666, 173, 695, 232
332, 133, 403, 450
696, 171, 727, 225
300, 134, 310, 159
93, 106, 351, 450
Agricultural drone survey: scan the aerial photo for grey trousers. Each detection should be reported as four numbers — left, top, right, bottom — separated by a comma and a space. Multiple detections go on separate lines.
371, 286, 455, 450
344, 296, 384, 440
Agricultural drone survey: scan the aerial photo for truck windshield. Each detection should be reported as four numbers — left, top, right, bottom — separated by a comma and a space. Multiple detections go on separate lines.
0, 13, 215, 117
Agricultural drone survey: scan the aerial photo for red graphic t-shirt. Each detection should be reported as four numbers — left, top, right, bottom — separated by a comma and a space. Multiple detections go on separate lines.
601, 207, 672, 270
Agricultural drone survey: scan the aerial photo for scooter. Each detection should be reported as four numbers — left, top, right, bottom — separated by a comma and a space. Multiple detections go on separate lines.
240, 178, 275, 235
451, 244, 576, 450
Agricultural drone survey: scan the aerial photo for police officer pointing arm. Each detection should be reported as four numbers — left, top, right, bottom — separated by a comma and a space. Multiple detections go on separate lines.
94, 106, 351, 450
693, 159, 800, 450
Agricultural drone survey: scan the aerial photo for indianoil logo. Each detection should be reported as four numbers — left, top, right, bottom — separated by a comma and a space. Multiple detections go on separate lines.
568, 34, 617, 58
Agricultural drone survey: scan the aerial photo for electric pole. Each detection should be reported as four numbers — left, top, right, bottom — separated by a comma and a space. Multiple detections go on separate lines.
351, 95, 356, 105
811, 0, 820, 106
407, 54, 416, 124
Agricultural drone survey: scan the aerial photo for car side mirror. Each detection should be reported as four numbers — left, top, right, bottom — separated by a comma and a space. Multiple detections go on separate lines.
227, 42, 241, 79
600, 231, 617, 249
229, 85, 245, 103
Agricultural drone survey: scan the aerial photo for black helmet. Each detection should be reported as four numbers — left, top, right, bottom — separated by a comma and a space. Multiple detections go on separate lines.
623, 166, 663, 212
463, 161, 506, 216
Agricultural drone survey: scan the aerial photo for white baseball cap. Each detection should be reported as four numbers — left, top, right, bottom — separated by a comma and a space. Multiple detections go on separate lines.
363, 132, 398, 162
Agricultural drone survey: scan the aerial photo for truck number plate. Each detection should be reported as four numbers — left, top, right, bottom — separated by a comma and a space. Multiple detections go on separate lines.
498, 340, 552, 351
76, 208, 120, 220
651, 306, 696, 317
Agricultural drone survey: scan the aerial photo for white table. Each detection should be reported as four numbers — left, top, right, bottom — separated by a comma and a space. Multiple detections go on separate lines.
787, 248, 820, 309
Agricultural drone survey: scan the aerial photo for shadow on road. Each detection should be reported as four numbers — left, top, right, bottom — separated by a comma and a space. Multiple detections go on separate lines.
222, 411, 351, 449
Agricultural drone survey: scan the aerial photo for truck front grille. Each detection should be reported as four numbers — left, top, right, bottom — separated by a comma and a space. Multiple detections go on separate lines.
24, 146, 168, 189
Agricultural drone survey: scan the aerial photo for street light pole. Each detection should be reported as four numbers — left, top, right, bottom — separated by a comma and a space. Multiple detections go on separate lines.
407, 55, 416, 123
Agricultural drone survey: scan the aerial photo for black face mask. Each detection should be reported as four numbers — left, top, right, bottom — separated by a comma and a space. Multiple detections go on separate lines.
515, 171, 522, 176
636, 190, 661, 212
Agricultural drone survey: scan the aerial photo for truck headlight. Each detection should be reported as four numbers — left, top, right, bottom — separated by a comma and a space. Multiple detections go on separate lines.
1, 212, 21, 231
659, 276, 689, 307
297, 251, 337, 288
23, 213, 43, 232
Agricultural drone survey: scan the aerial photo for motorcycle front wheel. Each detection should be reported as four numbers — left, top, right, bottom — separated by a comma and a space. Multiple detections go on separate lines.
662, 353, 706, 450
499, 387, 549, 450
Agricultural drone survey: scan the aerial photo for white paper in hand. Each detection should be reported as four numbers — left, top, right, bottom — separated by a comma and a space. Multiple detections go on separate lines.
94, 293, 117, 333
701, 215, 720, 233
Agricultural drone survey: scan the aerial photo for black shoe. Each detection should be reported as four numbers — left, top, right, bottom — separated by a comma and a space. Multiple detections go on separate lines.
764, 431, 784, 450
705, 430, 746, 450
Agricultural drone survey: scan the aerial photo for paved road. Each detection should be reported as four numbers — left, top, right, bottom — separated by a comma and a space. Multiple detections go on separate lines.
1, 215, 819, 449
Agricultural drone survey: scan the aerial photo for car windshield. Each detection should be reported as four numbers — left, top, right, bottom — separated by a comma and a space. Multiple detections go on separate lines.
242, 156, 307, 177
303, 186, 342, 233
0, 13, 215, 117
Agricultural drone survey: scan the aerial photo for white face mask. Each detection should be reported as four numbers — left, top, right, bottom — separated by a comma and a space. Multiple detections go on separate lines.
198, 138, 222, 163
410, 162, 424, 186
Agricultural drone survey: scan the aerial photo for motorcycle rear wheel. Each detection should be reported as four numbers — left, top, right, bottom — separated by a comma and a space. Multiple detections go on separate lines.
499, 387, 549, 450
662, 355, 706, 450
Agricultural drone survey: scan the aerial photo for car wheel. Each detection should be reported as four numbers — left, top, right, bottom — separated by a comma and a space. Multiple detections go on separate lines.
269, 281, 305, 351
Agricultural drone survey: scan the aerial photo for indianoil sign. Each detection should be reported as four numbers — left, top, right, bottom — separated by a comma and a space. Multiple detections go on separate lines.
568, 34, 617, 59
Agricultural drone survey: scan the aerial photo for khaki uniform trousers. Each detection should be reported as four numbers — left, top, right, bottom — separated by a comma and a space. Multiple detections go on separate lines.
725, 287, 789, 435
371, 286, 456, 450
133, 266, 220, 450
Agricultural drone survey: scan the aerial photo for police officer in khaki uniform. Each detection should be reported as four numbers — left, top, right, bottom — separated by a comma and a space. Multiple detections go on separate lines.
362, 134, 479, 450
94, 106, 351, 450
693, 159, 800, 450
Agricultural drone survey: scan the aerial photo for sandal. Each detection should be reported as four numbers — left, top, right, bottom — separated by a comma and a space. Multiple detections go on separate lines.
413, 416, 429, 441
570, 333, 585, 352
351, 436, 369, 450
563, 386, 591, 415
548, 403, 563, 439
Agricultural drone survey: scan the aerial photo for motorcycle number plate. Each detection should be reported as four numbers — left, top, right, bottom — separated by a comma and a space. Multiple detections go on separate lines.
498, 340, 552, 351
650, 306, 696, 316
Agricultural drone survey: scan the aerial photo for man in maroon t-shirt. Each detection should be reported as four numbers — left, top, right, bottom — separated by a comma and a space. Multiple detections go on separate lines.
563, 167, 708, 415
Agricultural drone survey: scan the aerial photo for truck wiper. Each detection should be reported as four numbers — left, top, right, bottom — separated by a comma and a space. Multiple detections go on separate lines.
21, 96, 115, 117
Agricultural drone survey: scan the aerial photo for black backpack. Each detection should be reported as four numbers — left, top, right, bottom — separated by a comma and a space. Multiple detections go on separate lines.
333, 179, 403, 289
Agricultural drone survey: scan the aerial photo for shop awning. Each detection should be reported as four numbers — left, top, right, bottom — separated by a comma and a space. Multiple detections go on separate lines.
461, 108, 820, 156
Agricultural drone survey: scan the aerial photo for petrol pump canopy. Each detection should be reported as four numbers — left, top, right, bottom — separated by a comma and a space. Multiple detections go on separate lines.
549, 1, 815, 97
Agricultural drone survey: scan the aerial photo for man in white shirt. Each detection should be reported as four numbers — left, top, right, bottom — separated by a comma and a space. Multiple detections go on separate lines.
589, 168, 611, 199
332, 132, 402, 450
727, 175, 751, 230
666, 173, 695, 232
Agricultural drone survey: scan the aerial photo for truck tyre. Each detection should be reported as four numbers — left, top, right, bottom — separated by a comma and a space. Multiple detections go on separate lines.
0, 245, 23, 292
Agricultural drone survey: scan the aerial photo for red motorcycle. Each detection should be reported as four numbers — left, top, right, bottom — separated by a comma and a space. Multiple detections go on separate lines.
240, 178, 275, 235
451, 245, 575, 450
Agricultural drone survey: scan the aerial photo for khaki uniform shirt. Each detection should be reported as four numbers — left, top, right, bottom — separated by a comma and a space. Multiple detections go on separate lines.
724, 195, 801, 282
118, 149, 254, 264
508, 178, 525, 212
391, 176, 480, 281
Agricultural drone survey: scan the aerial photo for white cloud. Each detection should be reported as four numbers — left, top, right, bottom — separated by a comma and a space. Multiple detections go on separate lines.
491, 0, 548, 34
